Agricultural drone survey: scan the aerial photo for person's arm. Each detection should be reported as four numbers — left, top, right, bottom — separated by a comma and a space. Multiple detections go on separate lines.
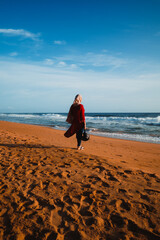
81, 105, 86, 129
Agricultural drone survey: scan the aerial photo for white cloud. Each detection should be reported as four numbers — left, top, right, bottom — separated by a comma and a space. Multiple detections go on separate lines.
58, 61, 66, 67
53, 52, 127, 69
54, 40, 66, 45
44, 59, 54, 65
0, 28, 40, 40
44, 60, 77, 69
9, 52, 18, 57
70, 64, 77, 69
89, 53, 126, 68
0, 58, 160, 112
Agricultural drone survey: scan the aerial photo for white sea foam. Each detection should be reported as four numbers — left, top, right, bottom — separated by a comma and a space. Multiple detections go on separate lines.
1, 113, 159, 125
86, 115, 160, 126
0, 113, 39, 118
0, 113, 159, 144
0, 113, 66, 120
155, 116, 160, 123
43, 113, 66, 120
90, 131, 160, 144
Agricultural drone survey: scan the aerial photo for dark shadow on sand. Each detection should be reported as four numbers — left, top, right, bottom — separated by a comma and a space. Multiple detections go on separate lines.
0, 143, 76, 151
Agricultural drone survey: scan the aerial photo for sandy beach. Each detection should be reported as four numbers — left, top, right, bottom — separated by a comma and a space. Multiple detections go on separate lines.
0, 121, 160, 240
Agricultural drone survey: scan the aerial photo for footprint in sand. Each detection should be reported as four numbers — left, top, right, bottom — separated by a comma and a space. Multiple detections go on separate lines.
50, 209, 62, 228
63, 195, 73, 205
79, 206, 93, 217
140, 193, 150, 202
46, 232, 58, 240
117, 188, 127, 194
124, 170, 133, 174
110, 199, 131, 212
64, 230, 81, 240
118, 199, 131, 211
54, 198, 64, 208
110, 212, 126, 228
127, 219, 160, 240
93, 165, 106, 173
107, 173, 119, 182
2, 212, 13, 237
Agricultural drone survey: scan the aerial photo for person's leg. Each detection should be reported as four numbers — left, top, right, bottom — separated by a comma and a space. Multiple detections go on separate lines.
76, 128, 84, 149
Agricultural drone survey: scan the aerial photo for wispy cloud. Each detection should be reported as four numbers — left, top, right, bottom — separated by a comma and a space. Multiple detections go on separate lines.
58, 61, 67, 67
44, 59, 78, 69
0, 59, 160, 112
52, 52, 127, 69
86, 53, 126, 68
0, 29, 40, 40
54, 40, 66, 45
44, 58, 54, 65
9, 52, 18, 57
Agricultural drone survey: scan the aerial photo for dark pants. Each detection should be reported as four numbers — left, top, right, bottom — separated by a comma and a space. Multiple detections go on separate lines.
76, 128, 84, 147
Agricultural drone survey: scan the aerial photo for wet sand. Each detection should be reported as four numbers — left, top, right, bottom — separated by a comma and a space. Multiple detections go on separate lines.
0, 121, 160, 240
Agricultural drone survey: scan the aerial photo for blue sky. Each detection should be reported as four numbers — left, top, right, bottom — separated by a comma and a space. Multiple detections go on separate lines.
0, 0, 160, 112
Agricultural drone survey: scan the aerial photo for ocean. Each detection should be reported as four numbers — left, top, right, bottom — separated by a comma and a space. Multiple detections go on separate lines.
0, 113, 160, 144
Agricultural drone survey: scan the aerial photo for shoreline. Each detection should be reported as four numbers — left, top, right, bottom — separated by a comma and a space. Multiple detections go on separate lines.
0, 112, 160, 144
0, 120, 160, 239
0, 120, 160, 176
1, 119, 160, 145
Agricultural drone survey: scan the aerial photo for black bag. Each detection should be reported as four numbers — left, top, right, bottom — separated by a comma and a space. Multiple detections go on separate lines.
81, 130, 90, 141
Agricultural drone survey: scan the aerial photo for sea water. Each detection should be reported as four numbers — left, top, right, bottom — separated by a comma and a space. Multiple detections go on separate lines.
0, 113, 160, 144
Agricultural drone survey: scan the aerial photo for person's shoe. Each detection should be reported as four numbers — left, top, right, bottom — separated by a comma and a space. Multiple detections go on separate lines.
77, 146, 84, 150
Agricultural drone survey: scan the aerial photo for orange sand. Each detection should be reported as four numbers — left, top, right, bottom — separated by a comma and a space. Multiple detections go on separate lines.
0, 121, 160, 240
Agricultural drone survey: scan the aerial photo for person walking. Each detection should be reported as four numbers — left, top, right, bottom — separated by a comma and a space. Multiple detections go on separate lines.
64, 94, 86, 150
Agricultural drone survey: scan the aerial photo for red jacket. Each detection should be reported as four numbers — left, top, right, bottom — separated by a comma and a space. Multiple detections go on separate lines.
64, 104, 85, 138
